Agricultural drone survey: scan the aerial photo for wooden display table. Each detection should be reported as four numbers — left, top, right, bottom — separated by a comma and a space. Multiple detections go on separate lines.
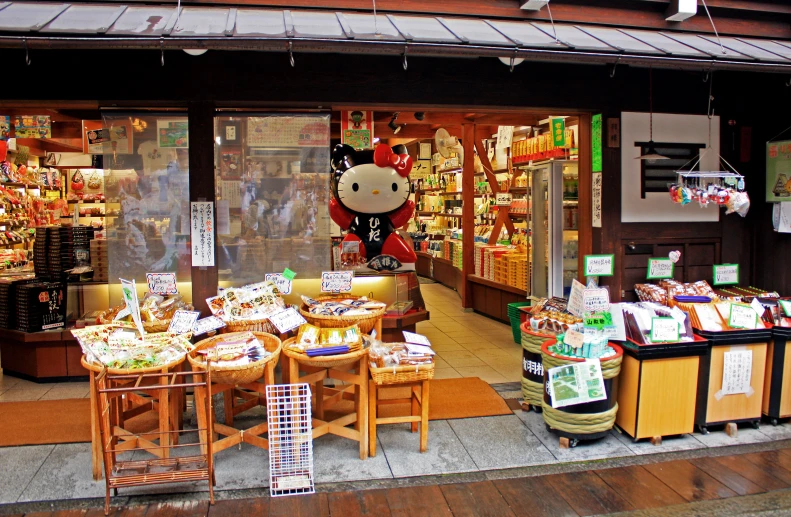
694, 329, 771, 435
0, 328, 89, 381
615, 337, 708, 443
380, 309, 430, 343
467, 275, 527, 323
189, 332, 282, 455
281, 343, 369, 460
82, 355, 186, 481
368, 379, 429, 456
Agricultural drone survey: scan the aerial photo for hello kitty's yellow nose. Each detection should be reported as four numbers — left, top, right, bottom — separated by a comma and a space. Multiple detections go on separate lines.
372, 189, 380, 195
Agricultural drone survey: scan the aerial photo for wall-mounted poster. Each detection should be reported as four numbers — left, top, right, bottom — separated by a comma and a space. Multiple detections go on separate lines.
767, 140, 791, 202
157, 119, 189, 148
14, 115, 51, 139
86, 120, 132, 155
247, 116, 330, 148
0, 116, 10, 140
341, 110, 374, 150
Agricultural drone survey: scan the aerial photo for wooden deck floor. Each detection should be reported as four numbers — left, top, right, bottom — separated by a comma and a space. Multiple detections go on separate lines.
11, 446, 791, 517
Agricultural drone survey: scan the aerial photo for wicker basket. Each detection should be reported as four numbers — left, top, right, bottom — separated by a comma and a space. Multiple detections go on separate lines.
282, 337, 368, 369
98, 309, 171, 334
220, 318, 278, 335
298, 295, 385, 334
187, 331, 281, 385
81, 354, 186, 375
370, 362, 435, 385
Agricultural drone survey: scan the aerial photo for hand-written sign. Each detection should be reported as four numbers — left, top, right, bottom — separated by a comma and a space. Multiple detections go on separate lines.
403, 331, 432, 347
583, 287, 610, 313
729, 303, 758, 329
584, 255, 614, 277
192, 316, 226, 336
190, 201, 215, 267
146, 273, 178, 295
713, 264, 739, 286
265, 273, 292, 295
321, 271, 353, 293
564, 329, 585, 348
269, 307, 307, 333
496, 193, 513, 206
650, 317, 680, 343
721, 350, 753, 395
647, 258, 674, 280
167, 310, 200, 335
567, 279, 585, 317
120, 278, 145, 340
585, 314, 608, 329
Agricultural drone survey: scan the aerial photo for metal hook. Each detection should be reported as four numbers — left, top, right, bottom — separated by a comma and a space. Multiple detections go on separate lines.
160, 38, 165, 66
608, 56, 621, 78
287, 41, 295, 67
402, 45, 408, 71
23, 38, 31, 66
786, 77, 791, 87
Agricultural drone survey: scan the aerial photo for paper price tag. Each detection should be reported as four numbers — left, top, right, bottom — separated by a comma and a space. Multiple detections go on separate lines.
167, 310, 200, 335
780, 300, 791, 317
342, 240, 360, 254
405, 343, 436, 355
269, 307, 307, 333
650, 317, 680, 343
495, 193, 513, 206
584, 255, 614, 277
403, 331, 432, 347
647, 258, 674, 280
567, 279, 585, 317
146, 272, 178, 295
583, 287, 610, 313
584, 314, 607, 329
215, 343, 246, 359
729, 303, 758, 329
564, 329, 584, 348
192, 316, 226, 336
713, 264, 739, 286
321, 271, 353, 293
750, 298, 765, 319
265, 273, 293, 295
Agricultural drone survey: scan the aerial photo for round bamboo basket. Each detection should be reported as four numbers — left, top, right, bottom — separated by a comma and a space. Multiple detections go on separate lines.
81, 353, 186, 375
98, 308, 171, 334
299, 295, 385, 334
282, 337, 368, 369
220, 318, 278, 335
188, 331, 282, 385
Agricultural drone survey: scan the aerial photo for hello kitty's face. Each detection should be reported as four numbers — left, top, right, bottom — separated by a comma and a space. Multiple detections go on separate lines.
336, 163, 410, 214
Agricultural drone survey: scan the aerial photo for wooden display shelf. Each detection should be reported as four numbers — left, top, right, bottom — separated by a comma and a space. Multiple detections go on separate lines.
417, 188, 444, 194
467, 274, 527, 323
416, 211, 462, 219
380, 309, 430, 343
468, 274, 527, 296
0, 327, 89, 380
3, 182, 61, 191
438, 167, 462, 174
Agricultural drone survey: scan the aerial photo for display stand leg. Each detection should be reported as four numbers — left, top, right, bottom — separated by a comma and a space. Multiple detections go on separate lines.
315, 381, 325, 420
159, 370, 170, 457
411, 386, 419, 433
368, 380, 377, 457
194, 381, 208, 455
359, 360, 369, 460
89, 370, 103, 481
726, 422, 738, 438
420, 380, 429, 453
650, 436, 662, 446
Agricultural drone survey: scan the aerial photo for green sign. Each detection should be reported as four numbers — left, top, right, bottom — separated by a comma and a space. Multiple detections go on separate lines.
767, 141, 791, 202
584, 314, 607, 329
282, 268, 296, 281
584, 254, 614, 277
552, 118, 566, 148
779, 300, 791, 317
647, 258, 674, 280
729, 303, 758, 329
712, 264, 739, 286
592, 114, 602, 172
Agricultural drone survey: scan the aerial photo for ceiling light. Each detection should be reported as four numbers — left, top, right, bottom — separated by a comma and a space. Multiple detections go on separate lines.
183, 49, 208, 56
414, 112, 425, 121
388, 113, 402, 134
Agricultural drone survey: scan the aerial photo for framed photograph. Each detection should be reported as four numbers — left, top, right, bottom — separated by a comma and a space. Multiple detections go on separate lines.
419, 142, 432, 160
220, 120, 241, 145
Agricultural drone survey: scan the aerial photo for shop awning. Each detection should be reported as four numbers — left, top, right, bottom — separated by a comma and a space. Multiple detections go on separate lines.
1, 2, 791, 73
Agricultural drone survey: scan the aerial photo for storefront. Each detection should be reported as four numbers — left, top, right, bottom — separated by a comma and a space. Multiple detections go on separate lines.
1, 0, 791, 481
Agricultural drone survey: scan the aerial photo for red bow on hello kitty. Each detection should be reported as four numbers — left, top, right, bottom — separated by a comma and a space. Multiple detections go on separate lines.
373, 144, 412, 177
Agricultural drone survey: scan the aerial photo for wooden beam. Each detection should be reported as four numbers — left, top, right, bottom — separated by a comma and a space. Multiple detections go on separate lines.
461, 123, 475, 309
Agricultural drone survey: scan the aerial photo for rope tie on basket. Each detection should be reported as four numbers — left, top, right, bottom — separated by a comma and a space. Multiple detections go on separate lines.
541, 350, 622, 379
541, 403, 619, 434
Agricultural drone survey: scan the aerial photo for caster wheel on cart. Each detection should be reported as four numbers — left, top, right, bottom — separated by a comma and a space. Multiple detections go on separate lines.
751, 420, 761, 430
699, 426, 709, 435
772, 418, 779, 427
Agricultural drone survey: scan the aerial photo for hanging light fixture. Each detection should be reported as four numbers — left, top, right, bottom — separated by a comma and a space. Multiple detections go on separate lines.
636, 67, 669, 160
388, 113, 402, 134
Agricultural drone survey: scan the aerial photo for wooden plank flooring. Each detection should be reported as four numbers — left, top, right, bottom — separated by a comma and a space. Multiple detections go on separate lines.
13, 446, 791, 517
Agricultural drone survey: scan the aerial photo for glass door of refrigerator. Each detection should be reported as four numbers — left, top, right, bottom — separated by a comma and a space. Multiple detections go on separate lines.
561, 162, 579, 297
530, 165, 550, 298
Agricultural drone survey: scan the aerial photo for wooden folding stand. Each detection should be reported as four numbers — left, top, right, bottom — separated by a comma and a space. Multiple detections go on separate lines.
368, 378, 430, 456
96, 367, 215, 516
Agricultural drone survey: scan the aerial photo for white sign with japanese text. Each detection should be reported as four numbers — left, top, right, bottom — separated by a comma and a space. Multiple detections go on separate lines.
190, 201, 215, 267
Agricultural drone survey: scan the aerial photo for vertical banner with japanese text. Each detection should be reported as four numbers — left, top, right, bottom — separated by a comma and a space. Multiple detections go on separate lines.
191, 201, 215, 267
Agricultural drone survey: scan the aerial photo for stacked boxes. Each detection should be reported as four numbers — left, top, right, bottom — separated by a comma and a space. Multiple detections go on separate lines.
90, 237, 108, 282
56, 226, 93, 276
0, 276, 36, 329
33, 227, 50, 279
16, 281, 67, 332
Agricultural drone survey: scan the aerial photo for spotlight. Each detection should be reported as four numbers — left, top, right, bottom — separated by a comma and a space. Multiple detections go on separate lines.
414, 112, 425, 121
388, 113, 402, 134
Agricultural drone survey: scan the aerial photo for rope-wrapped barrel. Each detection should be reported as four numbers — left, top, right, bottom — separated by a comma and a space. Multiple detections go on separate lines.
520, 323, 554, 407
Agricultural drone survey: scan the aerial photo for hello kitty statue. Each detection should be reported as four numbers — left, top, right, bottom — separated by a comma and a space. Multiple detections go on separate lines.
330, 143, 417, 271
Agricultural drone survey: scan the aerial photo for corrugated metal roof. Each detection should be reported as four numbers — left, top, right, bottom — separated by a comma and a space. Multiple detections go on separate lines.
0, 2, 789, 72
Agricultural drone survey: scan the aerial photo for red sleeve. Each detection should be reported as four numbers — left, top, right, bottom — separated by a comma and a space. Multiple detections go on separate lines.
329, 198, 355, 230
388, 200, 415, 229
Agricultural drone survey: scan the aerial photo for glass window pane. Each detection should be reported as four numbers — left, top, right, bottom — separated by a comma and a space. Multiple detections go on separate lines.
102, 113, 192, 304
214, 114, 331, 287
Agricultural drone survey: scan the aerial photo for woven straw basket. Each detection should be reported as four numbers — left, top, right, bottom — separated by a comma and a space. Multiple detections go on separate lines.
282, 337, 368, 369
220, 318, 278, 335
370, 362, 434, 385
299, 295, 385, 334
188, 331, 282, 385
81, 354, 186, 376
98, 309, 171, 334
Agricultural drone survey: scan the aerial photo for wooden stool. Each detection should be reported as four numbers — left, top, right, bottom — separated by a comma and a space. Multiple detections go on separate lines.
281, 343, 369, 460
368, 379, 429, 456
83, 356, 185, 481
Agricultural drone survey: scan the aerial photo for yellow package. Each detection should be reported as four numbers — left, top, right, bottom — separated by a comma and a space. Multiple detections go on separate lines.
297, 324, 320, 346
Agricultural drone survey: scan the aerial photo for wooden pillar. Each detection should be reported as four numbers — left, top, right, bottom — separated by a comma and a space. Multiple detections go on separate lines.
577, 113, 593, 281
461, 123, 475, 309
188, 101, 218, 317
